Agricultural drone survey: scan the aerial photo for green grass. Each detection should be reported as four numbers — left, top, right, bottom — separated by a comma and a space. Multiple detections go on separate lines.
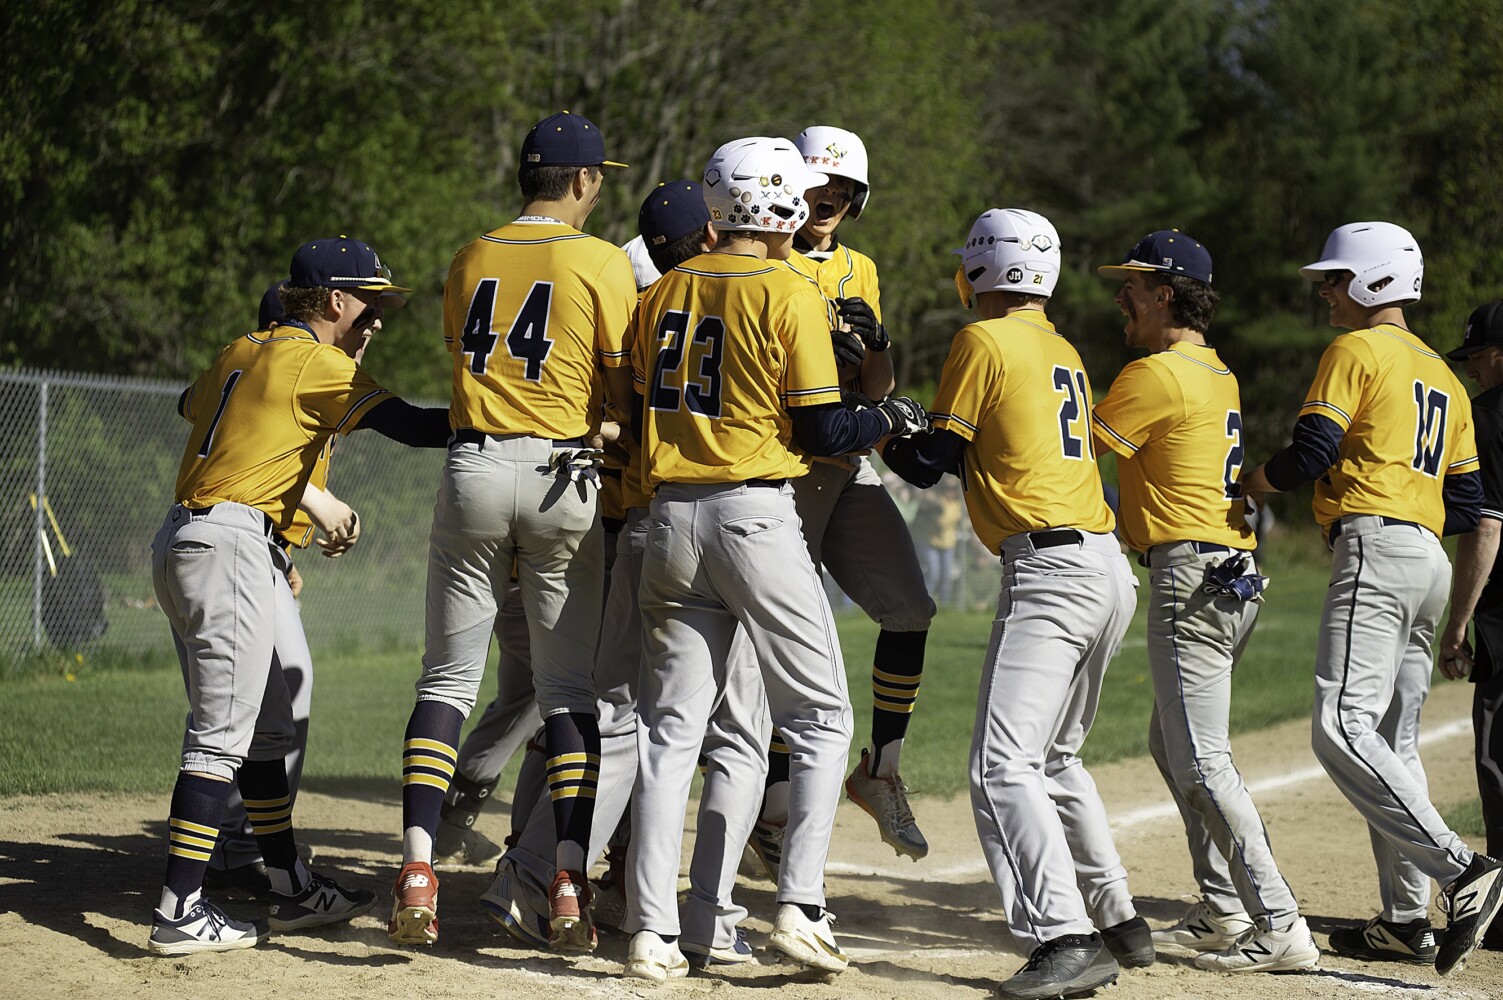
1442, 799, 1486, 838
0, 537, 1344, 800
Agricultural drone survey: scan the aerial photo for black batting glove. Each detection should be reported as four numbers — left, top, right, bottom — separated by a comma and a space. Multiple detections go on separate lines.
877, 395, 929, 436
837, 297, 890, 352
831, 328, 866, 368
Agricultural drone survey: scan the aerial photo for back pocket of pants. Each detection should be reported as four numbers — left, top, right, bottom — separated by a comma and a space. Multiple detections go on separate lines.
721, 516, 784, 537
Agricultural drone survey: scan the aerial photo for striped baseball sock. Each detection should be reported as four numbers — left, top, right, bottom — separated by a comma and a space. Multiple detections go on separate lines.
237, 757, 308, 895
870, 629, 928, 776
159, 771, 234, 918
545, 711, 600, 874
401, 699, 464, 863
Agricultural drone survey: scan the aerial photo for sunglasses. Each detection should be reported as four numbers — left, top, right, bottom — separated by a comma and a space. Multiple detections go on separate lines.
1321, 271, 1351, 288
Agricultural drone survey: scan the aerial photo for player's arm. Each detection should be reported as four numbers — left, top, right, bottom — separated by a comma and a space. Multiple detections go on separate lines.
1091, 360, 1177, 459
883, 428, 966, 489
297, 482, 360, 557
791, 397, 925, 457
352, 397, 452, 447
885, 324, 992, 489
1441, 404, 1501, 677
1244, 339, 1363, 502
836, 296, 896, 399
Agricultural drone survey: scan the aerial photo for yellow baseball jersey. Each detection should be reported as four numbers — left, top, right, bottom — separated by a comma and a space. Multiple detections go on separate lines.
630, 253, 842, 488
784, 245, 882, 321
174, 325, 390, 530
445, 221, 637, 440
929, 310, 1115, 552
1300, 323, 1479, 535
1092, 343, 1255, 552
279, 438, 333, 548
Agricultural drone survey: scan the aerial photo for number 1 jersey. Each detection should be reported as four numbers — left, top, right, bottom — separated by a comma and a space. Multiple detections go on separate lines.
444, 221, 637, 440
929, 311, 1115, 552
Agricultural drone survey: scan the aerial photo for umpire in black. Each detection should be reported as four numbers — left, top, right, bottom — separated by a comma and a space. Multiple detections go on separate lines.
1441, 298, 1503, 952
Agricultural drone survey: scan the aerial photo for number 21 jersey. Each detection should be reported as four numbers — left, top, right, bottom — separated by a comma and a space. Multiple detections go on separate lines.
444, 220, 638, 439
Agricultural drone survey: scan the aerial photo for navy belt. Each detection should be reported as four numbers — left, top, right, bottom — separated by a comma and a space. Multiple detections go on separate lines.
449, 428, 584, 450
1328, 516, 1421, 545
188, 504, 276, 538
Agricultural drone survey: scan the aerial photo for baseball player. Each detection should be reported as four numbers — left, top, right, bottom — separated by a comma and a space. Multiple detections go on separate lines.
149, 237, 447, 954
1092, 231, 1316, 973
750, 126, 934, 864
1440, 299, 1503, 956
883, 209, 1146, 1000
620, 137, 929, 982
1242, 222, 1501, 977
388, 110, 637, 952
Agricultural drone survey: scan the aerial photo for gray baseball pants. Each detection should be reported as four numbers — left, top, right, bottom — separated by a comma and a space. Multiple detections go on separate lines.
1144, 542, 1299, 930
450, 581, 537, 790
628, 481, 851, 934
1311, 515, 1473, 920
972, 529, 1137, 955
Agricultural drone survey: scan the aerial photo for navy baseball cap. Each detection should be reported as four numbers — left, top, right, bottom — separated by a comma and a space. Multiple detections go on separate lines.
639, 180, 710, 247
1098, 230, 1214, 285
258, 282, 286, 329
520, 111, 628, 171
1447, 299, 1503, 361
287, 237, 412, 294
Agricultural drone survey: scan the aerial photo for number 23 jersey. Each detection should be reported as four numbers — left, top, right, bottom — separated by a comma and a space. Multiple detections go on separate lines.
1301, 323, 1478, 535
929, 310, 1114, 552
444, 220, 638, 439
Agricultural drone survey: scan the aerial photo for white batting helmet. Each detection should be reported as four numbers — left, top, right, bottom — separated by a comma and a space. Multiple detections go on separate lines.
620, 235, 661, 291
794, 125, 870, 218
953, 208, 1061, 306
1299, 221, 1423, 306
702, 137, 827, 234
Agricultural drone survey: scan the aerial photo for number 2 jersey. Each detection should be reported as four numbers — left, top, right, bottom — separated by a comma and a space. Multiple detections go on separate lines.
629, 252, 842, 488
173, 323, 390, 531
1092, 342, 1255, 553
444, 220, 638, 440
928, 310, 1115, 552
1300, 323, 1478, 535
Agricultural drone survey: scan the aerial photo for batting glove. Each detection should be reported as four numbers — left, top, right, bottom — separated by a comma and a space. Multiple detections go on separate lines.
877, 395, 929, 436
547, 448, 605, 489
831, 328, 866, 368
837, 297, 889, 352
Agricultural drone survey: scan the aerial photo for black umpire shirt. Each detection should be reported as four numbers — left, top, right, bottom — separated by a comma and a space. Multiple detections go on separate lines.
1471, 384, 1503, 684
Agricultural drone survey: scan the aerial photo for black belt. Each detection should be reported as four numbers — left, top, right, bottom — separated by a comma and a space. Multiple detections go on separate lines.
188, 504, 276, 538
746, 478, 787, 489
448, 428, 585, 450
1138, 540, 1233, 567
1025, 527, 1082, 550
1328, 516, 1421, 545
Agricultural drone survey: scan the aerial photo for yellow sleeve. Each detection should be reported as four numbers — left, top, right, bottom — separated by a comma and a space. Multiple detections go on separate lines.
595, 249, 638, 369
179, 369, 213, 421
929, 326, 999, 442
780, 284, 843, 408
1298, 337, 1371, 432
629, 295, 653, 394
296, 349, 393, 437
1092, 359, 1181, 458
1448, 386, 1481, 476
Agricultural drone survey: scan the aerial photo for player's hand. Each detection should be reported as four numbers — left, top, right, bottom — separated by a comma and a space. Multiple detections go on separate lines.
315, 507, 361, 559
831, 328, 866, 369
286, 562, 304, 599
837, 297, 889, 352
1439, 618, 1474, 680
878, 395, 929, 436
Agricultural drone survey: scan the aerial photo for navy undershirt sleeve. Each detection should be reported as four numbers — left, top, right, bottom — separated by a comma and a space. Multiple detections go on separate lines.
1443, 469, 1484, 537
790, 402, 893, 457
882, 429, 967, 489
1263, 413, 1344, 491
356, 397, 452, 448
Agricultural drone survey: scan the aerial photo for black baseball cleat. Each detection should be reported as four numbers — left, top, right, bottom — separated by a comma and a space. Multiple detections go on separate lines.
1100, 916, 1156, 968
1328, 916, 1437, 965
203, 861, 275, 900
268, 871, 377, 931
999, 933, 1120, 1000
1436, 854, 1503, 976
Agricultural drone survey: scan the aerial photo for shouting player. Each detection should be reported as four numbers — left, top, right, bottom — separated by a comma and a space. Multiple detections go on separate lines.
1243, 222, 1501, 976
388, 111, 637, 951
620, 136, 929, 982
884, 209, 1147, 999
1093, 231, 1316, 973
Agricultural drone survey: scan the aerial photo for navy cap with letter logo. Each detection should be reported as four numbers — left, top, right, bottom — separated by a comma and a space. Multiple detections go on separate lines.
520, 110, 629, 171
287, 237, 412, 294
1447, 299, 1503, 361
1098, 229, 1213, 285
638, 180, 710, 247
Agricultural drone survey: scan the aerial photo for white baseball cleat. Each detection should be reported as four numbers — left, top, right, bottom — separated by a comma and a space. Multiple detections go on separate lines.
769, 903, 849, 973
625, 930, 690, 983
1193, 917, 1320, 973
148, 898, 267, 955
1152, 899, 1255, 952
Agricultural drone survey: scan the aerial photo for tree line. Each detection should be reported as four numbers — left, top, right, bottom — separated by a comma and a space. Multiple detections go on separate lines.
3, 0, 1500, 462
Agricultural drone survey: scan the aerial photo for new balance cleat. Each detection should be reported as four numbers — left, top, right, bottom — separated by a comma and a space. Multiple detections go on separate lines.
387, 861, 439, 946
548, 868, 597, 953
845, 748, 928, 860
1152, 899, 1255, 952
1193, 917, 1319, 973
625, 930, 690, 983
769, 903, 848, 973
1437, 853, 1503, 977
148, 898, 268, 956
999, 933, 1119, 1000
1328, 916, 1437, 965
268, 871, 376, 930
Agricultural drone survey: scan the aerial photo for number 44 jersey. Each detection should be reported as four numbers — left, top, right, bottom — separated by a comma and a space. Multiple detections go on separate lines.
1297, 323, 1478, 537
628, 253, 843, 489
444, 220, 638, 439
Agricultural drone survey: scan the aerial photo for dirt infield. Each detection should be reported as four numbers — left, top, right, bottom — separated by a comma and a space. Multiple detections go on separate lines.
3, 679, 1497, 1000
